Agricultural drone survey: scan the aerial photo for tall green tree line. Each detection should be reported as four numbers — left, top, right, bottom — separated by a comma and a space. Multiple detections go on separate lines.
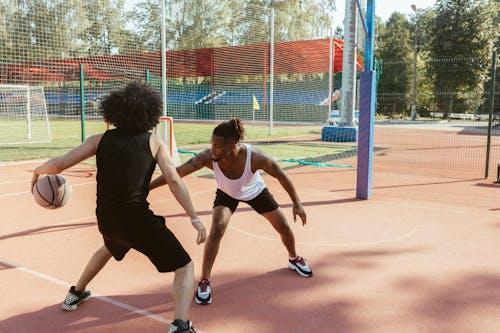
0, 0, 340, 61
375, 0, 497, 117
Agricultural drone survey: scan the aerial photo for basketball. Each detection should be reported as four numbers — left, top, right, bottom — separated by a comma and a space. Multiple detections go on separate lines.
32, 174, 72, 209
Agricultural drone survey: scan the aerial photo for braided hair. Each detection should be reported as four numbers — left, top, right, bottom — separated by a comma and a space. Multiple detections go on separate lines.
212, 117, 245, 143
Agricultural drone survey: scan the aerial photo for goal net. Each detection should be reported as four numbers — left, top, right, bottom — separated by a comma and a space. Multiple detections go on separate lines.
153, 116, 181, 166
0, 84, 52, 144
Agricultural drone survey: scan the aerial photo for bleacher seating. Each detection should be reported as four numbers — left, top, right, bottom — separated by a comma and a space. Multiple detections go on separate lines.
212, 89, 328, 105
44, 82, 335, 110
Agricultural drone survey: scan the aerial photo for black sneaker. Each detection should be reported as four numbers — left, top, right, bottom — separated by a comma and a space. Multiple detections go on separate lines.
194, 278, 212, 305
61, 286, 91, 311
288, 256, 313, 277
168, 319, 198, 333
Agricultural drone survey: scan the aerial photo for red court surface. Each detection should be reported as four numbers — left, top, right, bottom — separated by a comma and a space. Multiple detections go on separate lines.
1, 160, 500, 332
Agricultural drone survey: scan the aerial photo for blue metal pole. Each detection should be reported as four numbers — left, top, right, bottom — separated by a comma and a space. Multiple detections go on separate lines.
364, 0, 375, 71
356, 0, 376, 199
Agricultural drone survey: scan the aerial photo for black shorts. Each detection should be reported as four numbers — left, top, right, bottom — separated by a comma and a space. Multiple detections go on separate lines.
97, 207, 191, 273
213, 188, 280, 214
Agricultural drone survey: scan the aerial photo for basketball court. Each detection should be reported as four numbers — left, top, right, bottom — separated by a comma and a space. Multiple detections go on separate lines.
1, 156, 500, 332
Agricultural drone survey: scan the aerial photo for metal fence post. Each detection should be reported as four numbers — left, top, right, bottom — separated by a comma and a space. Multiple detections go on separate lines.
485, 51, 497, 179
79, 63, 85, 142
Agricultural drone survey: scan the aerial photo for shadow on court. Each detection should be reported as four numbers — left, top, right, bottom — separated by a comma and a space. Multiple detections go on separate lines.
0, 293, 171, 333
3, 246, 500, 333
3, 160, 500, 332
162, 197, 361, 220
0, 221, 96, 241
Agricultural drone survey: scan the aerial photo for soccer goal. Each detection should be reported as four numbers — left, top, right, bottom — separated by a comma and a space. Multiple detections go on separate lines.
0, 84, 52, 144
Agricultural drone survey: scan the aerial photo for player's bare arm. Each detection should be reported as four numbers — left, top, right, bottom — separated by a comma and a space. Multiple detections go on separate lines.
252, 147, 307, 225
151, 135, 207, 244
150, 148, 213, 190
31, 134, 102, 190
177, 149, 213, 177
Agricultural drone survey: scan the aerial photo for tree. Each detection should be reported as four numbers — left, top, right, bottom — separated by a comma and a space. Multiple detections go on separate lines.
127, 0, 161, 51
0, 0, 123, 61
173, 0, 228, 50
272, 0, 333, 42
376, 12, 413, 116
0, 1, 10, 58
78, 0, 127, 56
493, 0, 500, 51
428, 0, 495, 117
410, 8, 436, 116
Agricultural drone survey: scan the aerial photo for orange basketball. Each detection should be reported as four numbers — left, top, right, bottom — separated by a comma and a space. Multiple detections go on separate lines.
32, 174, 72, 209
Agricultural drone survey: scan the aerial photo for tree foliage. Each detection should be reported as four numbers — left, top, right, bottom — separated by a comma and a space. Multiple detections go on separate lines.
428, 0, 496, 116
0, 0, 497, 118
375, 12, 413, 116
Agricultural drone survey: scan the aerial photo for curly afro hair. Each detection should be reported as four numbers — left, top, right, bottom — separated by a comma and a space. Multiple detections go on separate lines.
100, 81, 162, 132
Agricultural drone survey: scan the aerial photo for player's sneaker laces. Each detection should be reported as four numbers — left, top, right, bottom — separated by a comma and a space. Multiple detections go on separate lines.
168, 319, 198, 333
288, 256, 313, 277
195, 278, 212, 305
61, 286, 91, 311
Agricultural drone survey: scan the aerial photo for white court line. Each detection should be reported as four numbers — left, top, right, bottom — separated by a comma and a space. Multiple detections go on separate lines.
0, 178, 96, 186
228, 186, 498, 246
0, 186, 212, 331
0, 179, 95, 186
0, 190, 38, 198
229, 223, 419, 248
227, 187, 421, 247
0, 259, 172, 325
0, 180, 34, 185
0, 181, 96, 198
0, 159, 47, 166
275, 185, 499, 219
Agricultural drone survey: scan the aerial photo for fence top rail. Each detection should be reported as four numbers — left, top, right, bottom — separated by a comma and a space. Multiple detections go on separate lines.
0, 84, 31, 89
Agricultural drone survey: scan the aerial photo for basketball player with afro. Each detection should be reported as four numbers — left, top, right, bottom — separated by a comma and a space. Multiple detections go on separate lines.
150, 117, 312, 306
31, 81, 206, 333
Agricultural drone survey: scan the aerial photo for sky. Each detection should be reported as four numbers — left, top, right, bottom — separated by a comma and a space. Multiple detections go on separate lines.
123, 0, 438, 25
332, 0, 437, 24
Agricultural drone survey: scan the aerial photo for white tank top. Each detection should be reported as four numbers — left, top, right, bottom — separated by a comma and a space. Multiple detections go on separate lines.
213, 144, 266, 201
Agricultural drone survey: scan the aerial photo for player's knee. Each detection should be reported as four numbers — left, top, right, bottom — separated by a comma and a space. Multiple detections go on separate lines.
210, 223, 227, 240
176, 260, 194, 275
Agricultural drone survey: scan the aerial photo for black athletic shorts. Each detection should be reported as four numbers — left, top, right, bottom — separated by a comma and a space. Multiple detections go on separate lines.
97, 207, 191, 273
213, 187, 280, 214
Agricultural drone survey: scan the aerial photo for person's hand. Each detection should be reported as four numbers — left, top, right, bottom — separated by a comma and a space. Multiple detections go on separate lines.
191, 218, 207, 244
292, 203, 307, 226
31, 169, 42, 192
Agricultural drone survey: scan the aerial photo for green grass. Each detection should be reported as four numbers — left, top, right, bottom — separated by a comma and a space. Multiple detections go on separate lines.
170, 122, 321, 146
0, 119, 106, 162
0, 120, 355, 171
174, 142, 355, 178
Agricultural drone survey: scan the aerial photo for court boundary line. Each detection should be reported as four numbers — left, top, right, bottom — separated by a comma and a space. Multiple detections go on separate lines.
0, 181, 96, 198
0, 159, 47, 167
0, 259, 173, 325
228, 222, 419, 247
227, 191, 498, 247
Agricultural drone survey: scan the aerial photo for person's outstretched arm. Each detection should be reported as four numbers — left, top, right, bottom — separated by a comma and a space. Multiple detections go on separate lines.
31, 134, 102, 190
151, 136, 207, 244
253, 148, 307, 225
149, 149, 212, 190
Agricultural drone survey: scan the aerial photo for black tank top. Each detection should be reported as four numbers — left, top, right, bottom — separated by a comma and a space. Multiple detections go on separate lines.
96, 129, 156, 215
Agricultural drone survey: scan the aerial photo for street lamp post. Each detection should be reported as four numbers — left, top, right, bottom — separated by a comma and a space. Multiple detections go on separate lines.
410, 4, 418, 121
